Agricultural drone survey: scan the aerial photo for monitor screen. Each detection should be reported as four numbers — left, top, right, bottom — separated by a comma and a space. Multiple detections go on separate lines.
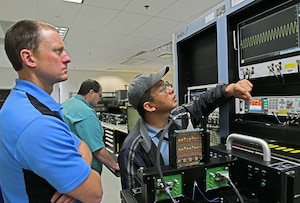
238, 2, 300, 67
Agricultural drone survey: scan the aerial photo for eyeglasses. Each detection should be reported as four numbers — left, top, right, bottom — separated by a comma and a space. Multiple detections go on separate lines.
92, 89, 102, 98
149, 81, 172, 99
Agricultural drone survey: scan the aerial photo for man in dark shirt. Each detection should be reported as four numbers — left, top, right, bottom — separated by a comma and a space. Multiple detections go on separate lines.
118, 66, 253, 189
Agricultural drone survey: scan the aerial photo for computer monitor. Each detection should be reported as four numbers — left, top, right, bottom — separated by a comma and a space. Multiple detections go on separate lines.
238, 2, 300, 67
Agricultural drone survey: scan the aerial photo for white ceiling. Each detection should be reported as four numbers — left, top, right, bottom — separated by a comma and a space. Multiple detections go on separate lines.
0, 0, 223, 73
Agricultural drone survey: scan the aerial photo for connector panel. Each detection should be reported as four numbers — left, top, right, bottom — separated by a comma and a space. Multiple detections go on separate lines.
154, 174, 183, 201
205, 166, 229, 191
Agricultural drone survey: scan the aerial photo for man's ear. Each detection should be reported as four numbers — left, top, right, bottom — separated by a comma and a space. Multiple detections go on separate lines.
89, 89, 94, 95
143, 101, 156, 112
20, 49, 35, 67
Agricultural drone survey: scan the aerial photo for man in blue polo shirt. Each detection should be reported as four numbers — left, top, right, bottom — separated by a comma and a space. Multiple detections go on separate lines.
0, 20, 103, 203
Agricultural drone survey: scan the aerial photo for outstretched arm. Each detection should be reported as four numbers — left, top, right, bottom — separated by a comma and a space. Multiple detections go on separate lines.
225, 79, 253, 101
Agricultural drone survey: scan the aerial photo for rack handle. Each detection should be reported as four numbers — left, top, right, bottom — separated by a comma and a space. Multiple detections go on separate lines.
226, 133, 271, 162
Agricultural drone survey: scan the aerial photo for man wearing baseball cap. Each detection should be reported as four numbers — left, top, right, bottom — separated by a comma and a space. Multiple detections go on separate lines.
118, 66, 253, 189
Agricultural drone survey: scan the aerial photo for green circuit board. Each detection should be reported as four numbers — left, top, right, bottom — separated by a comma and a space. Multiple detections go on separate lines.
154, 174, 183, 201
205, 165, 229, 191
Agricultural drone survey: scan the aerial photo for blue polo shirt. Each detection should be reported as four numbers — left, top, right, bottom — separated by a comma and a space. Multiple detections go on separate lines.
62, 95, 105, 174
146, 124, 169, 165
0, 79, 91, 203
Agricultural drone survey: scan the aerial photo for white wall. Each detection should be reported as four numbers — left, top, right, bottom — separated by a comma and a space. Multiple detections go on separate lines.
0, 67, 62, 101
59, 70, 139, 103
0, 68, 18, 88
0, 67, 61, 102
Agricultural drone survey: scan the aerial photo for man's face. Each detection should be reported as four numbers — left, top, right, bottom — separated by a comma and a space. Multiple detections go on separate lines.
32, 29, 71, 85
149, 80, 178, 112
90, 88, 102, 107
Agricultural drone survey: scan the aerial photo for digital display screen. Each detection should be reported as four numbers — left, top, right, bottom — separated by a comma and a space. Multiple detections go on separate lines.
249, 99, 262, 113
238, 3, 300, 66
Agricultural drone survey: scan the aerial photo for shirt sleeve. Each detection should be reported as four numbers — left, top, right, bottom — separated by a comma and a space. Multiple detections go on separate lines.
15, 115, 91, 193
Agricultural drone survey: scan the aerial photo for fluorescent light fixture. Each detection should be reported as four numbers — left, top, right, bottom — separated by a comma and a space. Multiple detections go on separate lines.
55, 26, 69, 40
159, 53, 173, 59
121, 58, 146, 65
64, 0, 84, 4
153, 42, 172, 54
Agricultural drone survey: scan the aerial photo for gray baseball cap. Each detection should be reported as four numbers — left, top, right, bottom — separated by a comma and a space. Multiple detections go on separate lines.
128, 66, 169, 109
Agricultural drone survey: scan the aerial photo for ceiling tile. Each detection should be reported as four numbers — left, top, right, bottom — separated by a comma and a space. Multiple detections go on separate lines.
36, 0, 82, 26
130, 17, 178, 39
65, 29, 99, 45
71, 5, 119, 31
158, 0, 222, 22
83, 0, 131, 10
0, 0, 224, 72
0, 0, 38, 20
103, 12, 152, 35
124, 0, 176, 16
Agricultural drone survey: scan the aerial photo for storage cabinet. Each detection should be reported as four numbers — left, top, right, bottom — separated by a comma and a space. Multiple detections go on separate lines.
102, 123, 127, 155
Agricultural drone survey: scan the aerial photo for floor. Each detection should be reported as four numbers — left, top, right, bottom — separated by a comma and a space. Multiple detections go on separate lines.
101, 166, 122, 203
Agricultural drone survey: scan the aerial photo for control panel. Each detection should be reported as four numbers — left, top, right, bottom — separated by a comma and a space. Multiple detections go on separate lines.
239, 55, 300, 80
235, 96, 300, 116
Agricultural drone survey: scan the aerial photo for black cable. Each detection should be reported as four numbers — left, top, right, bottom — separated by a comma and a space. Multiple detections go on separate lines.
155, 112, 188, 203
275, 64, 285, 86
219, 171, 244, 203
227, 177, 244, 203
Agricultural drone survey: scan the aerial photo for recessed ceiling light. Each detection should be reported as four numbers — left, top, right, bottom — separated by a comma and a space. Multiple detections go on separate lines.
64, 0, 84, 4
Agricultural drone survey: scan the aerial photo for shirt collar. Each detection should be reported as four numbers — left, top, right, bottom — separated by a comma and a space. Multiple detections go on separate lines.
145, 123, 168, 139
74, 94, 92, 108
15, 79, 62, 112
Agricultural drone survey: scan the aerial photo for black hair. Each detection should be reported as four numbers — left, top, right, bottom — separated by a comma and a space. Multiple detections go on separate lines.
78, 79, 101, 95
136, 89, 152, 119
